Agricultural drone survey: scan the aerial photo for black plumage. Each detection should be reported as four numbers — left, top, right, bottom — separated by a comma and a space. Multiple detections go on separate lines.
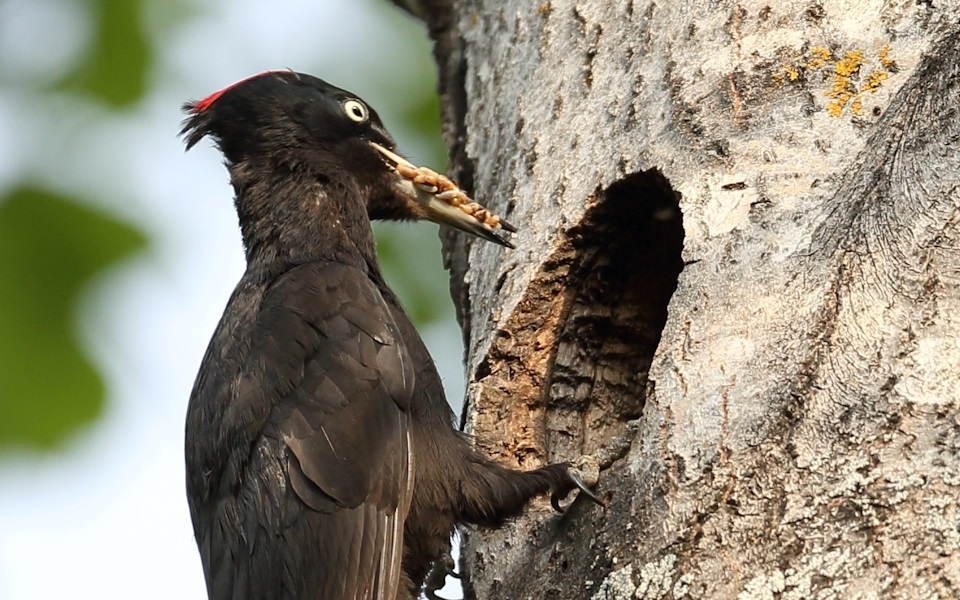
182, 71, 597, 600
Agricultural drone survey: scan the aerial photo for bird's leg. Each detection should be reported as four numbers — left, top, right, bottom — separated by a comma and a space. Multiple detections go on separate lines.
423, 547, 460, 600
551, 419, 642, 512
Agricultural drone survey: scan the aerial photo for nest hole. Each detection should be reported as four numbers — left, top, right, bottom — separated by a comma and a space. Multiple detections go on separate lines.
547, 168, 684, 454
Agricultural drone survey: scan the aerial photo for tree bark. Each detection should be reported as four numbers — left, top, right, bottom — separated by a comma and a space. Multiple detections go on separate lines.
405, 1, 960, 597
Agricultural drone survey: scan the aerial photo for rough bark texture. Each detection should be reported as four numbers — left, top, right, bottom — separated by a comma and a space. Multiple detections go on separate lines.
402, 1, 960, 597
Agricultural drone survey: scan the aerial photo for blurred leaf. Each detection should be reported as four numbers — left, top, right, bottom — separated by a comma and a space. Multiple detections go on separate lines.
377, 65, 456, 328
373, 222, 453, 326
63, 0, 149, 107
399, 91, 447, 167
0, 187, 147, 450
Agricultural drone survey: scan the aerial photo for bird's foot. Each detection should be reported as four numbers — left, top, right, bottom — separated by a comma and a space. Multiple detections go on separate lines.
592, 418, 642, 470
424, 548, 460, 600
550, 419, 642, 512
551, 455, 603, 512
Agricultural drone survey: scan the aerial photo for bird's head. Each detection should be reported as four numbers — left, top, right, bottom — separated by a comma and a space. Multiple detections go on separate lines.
181, 71, 514, 248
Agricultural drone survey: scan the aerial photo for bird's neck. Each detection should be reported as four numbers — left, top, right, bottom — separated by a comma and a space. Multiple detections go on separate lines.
230, 161, 379, 271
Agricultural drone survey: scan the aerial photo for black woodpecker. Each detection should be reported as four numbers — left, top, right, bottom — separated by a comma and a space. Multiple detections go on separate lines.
181, 71, 600, 600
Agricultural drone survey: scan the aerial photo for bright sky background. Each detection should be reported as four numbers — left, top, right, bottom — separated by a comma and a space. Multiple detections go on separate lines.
0, 1, 465, 598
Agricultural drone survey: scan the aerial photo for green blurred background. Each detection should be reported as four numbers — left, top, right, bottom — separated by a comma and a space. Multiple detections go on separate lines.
0, 1, 459, 597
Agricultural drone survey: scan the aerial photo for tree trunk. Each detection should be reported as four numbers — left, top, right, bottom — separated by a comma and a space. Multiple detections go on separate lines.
405, 1, 960, 597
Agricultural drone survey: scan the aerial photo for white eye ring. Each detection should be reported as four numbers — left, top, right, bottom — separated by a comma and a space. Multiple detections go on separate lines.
343, 99, 368, 123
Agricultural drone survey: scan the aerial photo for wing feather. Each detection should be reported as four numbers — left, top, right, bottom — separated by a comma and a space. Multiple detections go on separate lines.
189, 262, 414, 600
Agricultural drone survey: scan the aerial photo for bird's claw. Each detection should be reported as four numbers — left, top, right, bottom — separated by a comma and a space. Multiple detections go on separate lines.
424, 547, 460, 600
551, 455, 604, 512
550, 420, 642, 513
592, 419, 641, 470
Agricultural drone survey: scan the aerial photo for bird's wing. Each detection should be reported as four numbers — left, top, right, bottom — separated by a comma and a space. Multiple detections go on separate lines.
201, 262, 414, 600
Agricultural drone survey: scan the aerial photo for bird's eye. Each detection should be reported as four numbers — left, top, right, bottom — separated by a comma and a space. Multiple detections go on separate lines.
343, 99, 368, 123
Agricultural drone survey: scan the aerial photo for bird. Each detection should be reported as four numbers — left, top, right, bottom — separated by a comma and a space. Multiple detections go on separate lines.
181, 70, 601, 600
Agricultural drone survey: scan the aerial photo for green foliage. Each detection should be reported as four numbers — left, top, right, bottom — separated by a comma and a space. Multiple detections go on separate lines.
400, 91, 448, 167
0, 0, 449, 454
374, 222, 454, 325
0, 188, 146, 449
62, 0, 149, 107
372, 74, 454, 327
0, 0, 152, 451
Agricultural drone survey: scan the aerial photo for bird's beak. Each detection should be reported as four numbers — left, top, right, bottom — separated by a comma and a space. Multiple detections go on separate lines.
369, 142, 517, 248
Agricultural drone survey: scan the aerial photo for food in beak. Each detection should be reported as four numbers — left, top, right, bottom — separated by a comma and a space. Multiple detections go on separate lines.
370, 142, 517, 247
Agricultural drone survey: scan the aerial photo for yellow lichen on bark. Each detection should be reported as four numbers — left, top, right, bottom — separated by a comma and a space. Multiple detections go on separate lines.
774, 45, 895, 117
